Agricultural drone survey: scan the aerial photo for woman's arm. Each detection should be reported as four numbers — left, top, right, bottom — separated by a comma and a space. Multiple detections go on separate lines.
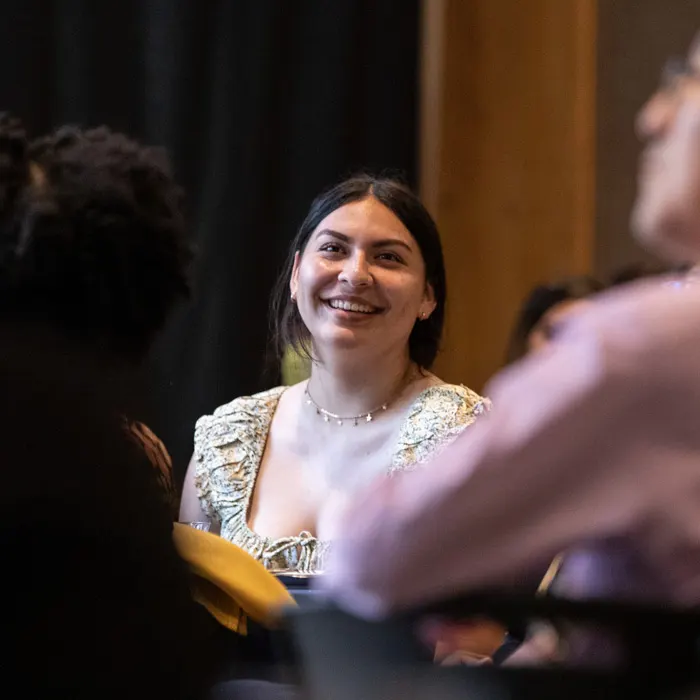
179, 454, 219, 534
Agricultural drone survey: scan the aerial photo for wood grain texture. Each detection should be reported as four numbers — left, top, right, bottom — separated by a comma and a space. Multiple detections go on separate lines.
419, 0, 597, 389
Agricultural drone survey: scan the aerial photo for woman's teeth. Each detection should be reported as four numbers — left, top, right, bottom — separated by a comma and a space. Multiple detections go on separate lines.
327, 299, 377, 314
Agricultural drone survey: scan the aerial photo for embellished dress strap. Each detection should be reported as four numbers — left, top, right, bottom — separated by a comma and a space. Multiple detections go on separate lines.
193, 386, 330, 576
194, 387, 284, 530
391, 383, 490, 473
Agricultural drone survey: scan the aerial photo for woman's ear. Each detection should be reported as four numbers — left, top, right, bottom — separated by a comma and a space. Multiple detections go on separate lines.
419, 282, 437, 320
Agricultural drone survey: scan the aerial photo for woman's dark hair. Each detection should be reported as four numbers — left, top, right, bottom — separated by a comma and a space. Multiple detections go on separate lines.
506, 275, 604, 363
270, 174, 446, 369
0, 113, 192, 363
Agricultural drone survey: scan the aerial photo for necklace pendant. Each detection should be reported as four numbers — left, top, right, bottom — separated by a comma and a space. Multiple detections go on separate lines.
305, 377, 405, 428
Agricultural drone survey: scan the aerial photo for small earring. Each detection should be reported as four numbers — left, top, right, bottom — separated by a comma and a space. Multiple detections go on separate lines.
291, 293, 297, 303
420, 311, 427, 320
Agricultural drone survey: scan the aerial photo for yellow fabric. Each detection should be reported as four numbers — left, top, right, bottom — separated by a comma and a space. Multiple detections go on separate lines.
173, 523, 295, 634
191, 574, 249, 634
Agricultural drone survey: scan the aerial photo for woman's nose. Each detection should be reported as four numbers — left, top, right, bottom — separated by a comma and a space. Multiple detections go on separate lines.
339, 254, 373, 287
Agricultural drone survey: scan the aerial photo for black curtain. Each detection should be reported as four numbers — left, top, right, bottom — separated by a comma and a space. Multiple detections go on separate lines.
0, 0, 420, 479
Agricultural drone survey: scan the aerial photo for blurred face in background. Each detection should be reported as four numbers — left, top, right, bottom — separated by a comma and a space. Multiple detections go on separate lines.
633, 34, 700, 263
526, 298, 593, 355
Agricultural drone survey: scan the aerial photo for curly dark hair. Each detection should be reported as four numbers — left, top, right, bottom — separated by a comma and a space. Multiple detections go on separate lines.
0, 113, 192, 362
270, 174, 447, 370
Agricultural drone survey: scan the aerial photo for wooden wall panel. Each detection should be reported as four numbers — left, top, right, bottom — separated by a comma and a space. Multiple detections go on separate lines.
420, 0, 597, 390
595, 0, 700, 276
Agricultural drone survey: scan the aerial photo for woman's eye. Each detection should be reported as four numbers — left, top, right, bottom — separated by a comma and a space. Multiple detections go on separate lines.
319, 243, 343, 254
377, 252, 404, 264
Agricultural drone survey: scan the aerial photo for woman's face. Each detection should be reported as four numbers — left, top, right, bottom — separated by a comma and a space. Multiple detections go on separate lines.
290, 196, 436, 361
527, 298, 592, 354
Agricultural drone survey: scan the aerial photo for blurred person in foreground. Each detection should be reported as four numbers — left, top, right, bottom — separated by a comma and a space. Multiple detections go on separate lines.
0, 113, 192, 516
0, 113, 302, 693
321, 34, 700, 636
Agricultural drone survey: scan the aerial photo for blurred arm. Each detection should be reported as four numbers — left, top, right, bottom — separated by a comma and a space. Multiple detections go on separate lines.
322, 293, 683, 617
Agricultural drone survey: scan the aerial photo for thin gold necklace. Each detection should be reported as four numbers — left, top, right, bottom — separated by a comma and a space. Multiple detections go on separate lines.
304, 387, 388, 426
304, 365, 416, 427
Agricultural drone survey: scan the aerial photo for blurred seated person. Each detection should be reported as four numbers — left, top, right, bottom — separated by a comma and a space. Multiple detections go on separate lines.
503, 276, 603, 592
493, 265, 690, 663
506, 276, 604, 363
0, 114, 300, 687
433, 281, 609, 663
180, 175, 490, 580
0, 328, 211, 700
0, 113, 192, 515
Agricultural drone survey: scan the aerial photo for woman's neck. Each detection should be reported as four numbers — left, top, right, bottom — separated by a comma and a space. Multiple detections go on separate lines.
307, 349, 413, 416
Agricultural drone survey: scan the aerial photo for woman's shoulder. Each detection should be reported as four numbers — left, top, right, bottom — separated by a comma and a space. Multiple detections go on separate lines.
392, 382, 490, 470
411, 382, 490, 419
196, 386, 285, 425
194, 386, 286, 444
193, 387, 286, 503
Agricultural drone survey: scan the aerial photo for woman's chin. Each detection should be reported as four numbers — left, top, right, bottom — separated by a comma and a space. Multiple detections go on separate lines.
314, 327, 371, 354
325, 329, 364, 347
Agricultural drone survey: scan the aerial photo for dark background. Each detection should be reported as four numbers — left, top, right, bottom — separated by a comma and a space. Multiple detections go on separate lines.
1, 0, 420, 478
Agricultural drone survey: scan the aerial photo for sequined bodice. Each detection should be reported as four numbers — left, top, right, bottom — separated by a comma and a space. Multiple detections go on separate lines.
194, 383, 488, 577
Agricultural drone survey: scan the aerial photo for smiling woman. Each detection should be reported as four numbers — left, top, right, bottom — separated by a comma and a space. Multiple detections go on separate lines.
180, 174, 489, 578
